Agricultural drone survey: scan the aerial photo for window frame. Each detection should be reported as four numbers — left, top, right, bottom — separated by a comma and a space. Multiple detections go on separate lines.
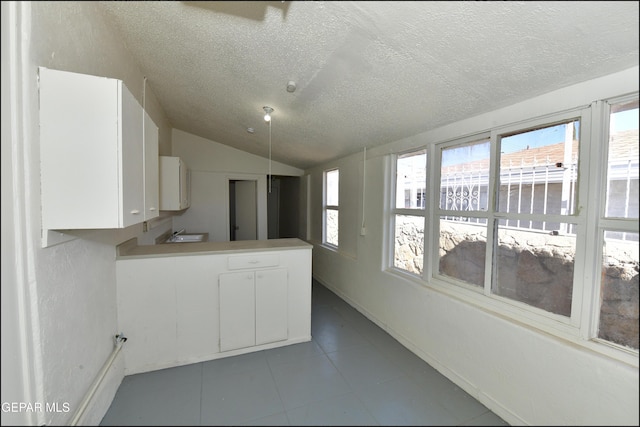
430, 108, 592, 332
384, 99, 639, 366
388, 148, 428, 278
323, 168, 339, 249
583, 95, 639, 355
432, 133, 492, 293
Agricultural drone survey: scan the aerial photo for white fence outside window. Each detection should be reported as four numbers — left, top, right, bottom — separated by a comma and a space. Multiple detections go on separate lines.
437, 153, 638, 240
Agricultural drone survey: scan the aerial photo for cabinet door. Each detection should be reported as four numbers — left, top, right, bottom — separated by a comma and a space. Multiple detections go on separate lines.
40, 68, 116, 228
179, 159, 190, 209
160, 156, 189, 211
116, 258, 177, 374
39, 68, 145, 229
255, 268, 288, 345
118, 81, 145, 227
219, 272, 255, 352
143, 111, 159, 220
175, 256, 218, 360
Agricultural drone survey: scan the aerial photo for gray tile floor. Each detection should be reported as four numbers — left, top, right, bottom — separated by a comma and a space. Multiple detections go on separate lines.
101, 280, 509, 426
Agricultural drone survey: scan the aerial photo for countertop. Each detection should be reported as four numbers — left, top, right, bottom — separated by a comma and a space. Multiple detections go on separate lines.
116, 237, 313, 260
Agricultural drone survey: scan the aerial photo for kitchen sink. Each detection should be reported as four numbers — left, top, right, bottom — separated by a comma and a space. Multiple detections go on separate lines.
165, 233, 207, 243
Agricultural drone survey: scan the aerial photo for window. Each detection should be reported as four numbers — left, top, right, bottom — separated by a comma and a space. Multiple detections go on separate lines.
323, 169, 339, 247
433, 115, 586, 318
387, 94, 640, 359
392, 149, 426, 275
596, 98, 639, 351
493, 121, 580, 316
434, 116, 585, 318
438, 138, 490, 288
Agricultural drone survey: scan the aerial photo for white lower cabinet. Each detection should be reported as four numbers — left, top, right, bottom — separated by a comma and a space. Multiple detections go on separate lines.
117, 255, 220, 374
116, 257, 179, 373
255, 269, 288, 345
219, 268, 288, 352
116, 243, 311, 375
174, 257, 219, 361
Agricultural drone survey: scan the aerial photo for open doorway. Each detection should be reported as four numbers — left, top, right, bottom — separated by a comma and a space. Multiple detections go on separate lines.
267, 175, 301, 239
229, 180, 257, 241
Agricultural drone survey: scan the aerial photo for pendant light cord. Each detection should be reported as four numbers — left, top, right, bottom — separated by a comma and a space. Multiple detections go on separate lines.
263, 105, 274, 194
268, 119, 272, 193
362, 146, 366, 229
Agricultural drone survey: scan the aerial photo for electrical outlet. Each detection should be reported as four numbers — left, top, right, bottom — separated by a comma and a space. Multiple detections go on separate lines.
142, 221, 148, 232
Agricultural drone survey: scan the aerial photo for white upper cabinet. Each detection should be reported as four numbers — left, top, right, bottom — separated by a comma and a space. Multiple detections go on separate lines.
159, 156, 190, 211
144, 111, 159, 221
39, 67, 148, 229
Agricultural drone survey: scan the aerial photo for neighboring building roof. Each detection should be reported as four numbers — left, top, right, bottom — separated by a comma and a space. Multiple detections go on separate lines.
610, 128, 639, 161
441, 128, 638, 175
500, 141, 579, 168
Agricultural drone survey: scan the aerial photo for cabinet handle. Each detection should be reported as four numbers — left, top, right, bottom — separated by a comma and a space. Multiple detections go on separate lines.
249, 260, 259, 264
130, 209, 140, 215
149, 207, 156, 211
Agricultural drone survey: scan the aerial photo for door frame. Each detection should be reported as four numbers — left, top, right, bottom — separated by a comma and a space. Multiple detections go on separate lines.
225, 173, 268, 241
233, 180, 257, 240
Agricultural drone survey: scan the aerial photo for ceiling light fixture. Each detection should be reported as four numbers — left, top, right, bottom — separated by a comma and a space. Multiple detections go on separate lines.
263, 106, 274, 193
263, 106, 273, 122
286, 81, 296, 93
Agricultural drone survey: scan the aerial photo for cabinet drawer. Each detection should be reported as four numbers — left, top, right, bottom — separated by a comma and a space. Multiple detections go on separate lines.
227, 253, 279, 270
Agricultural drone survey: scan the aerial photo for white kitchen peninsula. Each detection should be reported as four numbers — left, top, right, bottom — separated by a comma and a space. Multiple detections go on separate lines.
115, 238, 312, 375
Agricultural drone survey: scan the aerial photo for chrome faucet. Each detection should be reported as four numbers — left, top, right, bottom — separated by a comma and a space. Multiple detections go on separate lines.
168, 228, 186, 242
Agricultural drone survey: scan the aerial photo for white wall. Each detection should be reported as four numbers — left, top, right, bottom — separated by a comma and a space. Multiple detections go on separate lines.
172, 129, 303, 176
0, 2, 172, 425
169, 129, 304, 241
2, 3, 636, 426
306, 68, 639, 426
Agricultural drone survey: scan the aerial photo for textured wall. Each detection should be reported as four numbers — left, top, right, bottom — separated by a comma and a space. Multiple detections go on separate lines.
7, 2, 170, 425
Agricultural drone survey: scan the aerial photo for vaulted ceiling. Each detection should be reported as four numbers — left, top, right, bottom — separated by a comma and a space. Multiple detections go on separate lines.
98, 1, 639, 170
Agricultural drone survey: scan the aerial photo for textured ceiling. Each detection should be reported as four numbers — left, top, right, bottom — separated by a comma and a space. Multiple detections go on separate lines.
98, 1, 639, 170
